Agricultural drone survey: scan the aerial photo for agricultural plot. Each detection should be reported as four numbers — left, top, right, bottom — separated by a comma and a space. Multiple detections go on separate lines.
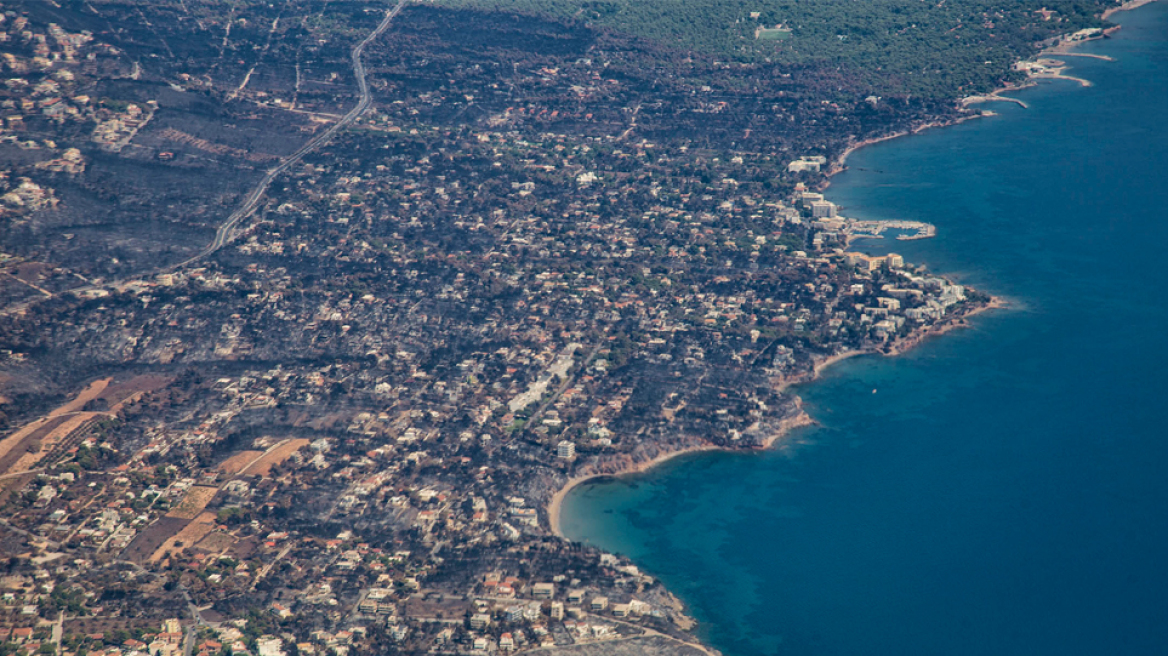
166, 485, 220, 520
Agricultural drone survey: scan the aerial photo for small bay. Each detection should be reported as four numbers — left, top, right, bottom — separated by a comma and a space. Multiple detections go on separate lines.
559, 3, 1168, 655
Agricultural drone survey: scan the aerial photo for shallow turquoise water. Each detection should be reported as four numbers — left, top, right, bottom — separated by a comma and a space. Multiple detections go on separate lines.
560, 4, 1168, 655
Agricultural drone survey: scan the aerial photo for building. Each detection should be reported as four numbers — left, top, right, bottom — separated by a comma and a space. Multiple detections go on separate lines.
628, 599, 652, 615
811, 200, 837, 219
845, 253, 880, 272
846, 252, 907, 273
788, 156, 827, 173
556, 440, 575, 459
256, 637, 286, 656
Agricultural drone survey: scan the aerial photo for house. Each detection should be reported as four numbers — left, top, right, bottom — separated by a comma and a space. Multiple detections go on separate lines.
556, 440, 576, 459
256, 636, 285, 656
469, 613, 491, 630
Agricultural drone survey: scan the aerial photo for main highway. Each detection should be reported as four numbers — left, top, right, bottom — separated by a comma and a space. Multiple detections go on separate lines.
175, 0, 408, 268
0, 1, 407, 316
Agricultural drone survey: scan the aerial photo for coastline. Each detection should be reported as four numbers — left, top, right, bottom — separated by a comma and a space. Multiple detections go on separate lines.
550, 0, 1150, 536
548, 44, 1024, 537
549, 104, 1015, 536
827, 111, 992, 179
833, 0, 1163, 183
1104, 0, 1159, 19
547, 444, 718, 536
547, 295, 1003, 537
542, 1, 1149, 651
547, 408, 817, 536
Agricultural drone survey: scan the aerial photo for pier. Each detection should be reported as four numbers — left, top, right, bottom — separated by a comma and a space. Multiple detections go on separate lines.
845, 220, 936, 242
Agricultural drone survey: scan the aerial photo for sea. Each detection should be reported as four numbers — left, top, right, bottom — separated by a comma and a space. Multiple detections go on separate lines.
557, 3, 1168, 655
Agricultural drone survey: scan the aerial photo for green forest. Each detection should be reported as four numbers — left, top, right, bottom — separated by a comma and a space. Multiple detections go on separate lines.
436, 0, 1120, 96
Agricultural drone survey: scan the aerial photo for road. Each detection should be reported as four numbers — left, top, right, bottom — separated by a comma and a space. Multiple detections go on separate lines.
52, 612, 63, 650
0, 1, 406, 317
98, 558, 207, 656
249, 542, 294, 592
0, 468, 43, 480
516, 339, 605, 440
173, 0, 408, 268
0, 517, 61, 549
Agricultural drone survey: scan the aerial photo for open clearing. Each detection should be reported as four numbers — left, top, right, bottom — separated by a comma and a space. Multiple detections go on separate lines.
238, 438, 309, 476
217, 450, 265, 475
149, 511, 219, 562
167, 485, 220, 519
0, 375, 172, 478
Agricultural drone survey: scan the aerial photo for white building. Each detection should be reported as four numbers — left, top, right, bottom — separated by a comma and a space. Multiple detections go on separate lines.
811, 200, 837, 218
788, 156, 828, 173
557, 440, 575, 459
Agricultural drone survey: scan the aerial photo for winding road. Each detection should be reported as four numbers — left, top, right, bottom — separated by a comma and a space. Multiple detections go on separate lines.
175, 0, 408, 268
0, 1, 406, 316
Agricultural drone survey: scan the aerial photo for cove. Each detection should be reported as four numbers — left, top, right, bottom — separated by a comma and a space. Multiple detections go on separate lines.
558, 3, 1168, 655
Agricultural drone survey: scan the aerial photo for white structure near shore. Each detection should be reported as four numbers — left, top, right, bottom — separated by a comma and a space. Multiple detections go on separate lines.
557, 440, 576, 459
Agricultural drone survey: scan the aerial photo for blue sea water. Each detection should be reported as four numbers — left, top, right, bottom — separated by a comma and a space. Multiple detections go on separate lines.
558, 4, 1168, 655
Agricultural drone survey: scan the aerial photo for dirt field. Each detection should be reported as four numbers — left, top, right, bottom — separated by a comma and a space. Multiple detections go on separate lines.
98, 374, 170, 410
0, 375, 171, 476
217, 450, 265, 475
0, 415, 69, 473
65, 616, 168, 637
6, 413, 100, 473
192, 528, 236, 554
55, 378, 112, 415
166, 485, 219, 519
0, 378, 110, 470
238, 438, 309, 476
121, 516, 189, 564
149, 511, 218, 562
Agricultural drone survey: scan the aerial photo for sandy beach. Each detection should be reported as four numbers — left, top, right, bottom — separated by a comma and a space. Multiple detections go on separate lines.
547, 405, 818, 536
547, 444, 718, 536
